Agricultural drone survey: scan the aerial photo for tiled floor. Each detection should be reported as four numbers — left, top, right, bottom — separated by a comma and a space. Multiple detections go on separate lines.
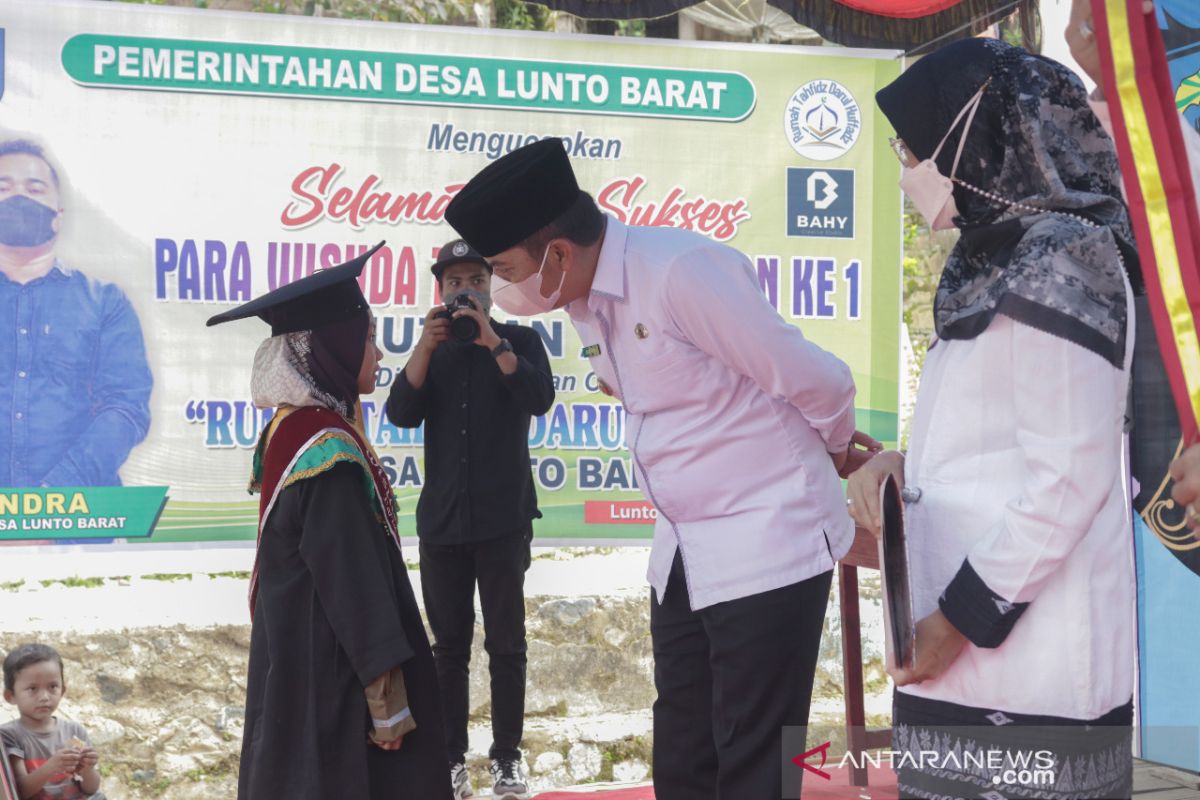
1134, 759, 1200, 799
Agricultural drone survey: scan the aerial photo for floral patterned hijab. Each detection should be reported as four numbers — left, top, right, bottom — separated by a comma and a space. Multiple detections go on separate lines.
250, 312, 369, 420
877, 38, 1141, 367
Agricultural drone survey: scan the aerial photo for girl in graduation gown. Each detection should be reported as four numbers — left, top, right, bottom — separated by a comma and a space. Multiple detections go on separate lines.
849, 40, 1139, 800
208, 245, 451, 799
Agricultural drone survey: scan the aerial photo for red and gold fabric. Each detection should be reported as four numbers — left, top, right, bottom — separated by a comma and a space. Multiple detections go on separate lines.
1092, 0, 1200, 440
247, 405, 401, 617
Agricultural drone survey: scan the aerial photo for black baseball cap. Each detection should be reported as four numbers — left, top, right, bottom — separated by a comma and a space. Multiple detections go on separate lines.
431, 238, 492, 280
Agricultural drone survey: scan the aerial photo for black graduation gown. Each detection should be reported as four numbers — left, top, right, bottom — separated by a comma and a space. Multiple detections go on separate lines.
238, 462, 451, 799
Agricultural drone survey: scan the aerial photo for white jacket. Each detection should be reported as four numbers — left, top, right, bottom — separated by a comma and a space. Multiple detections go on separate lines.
900, 308, 1136, 719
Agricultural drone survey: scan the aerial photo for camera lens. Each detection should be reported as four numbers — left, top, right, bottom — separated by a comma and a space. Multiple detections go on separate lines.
450, 314, 479, 342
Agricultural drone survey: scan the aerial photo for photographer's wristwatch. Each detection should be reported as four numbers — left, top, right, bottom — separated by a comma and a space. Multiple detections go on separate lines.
491, 338, 513, 358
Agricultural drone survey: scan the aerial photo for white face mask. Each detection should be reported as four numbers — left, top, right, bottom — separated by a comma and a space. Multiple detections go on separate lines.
491, 245, 565, 316
898, 79, 991, 231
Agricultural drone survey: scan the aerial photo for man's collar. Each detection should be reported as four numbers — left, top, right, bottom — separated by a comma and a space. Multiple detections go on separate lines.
0, 256, 70, 285
590, 215, 627, 303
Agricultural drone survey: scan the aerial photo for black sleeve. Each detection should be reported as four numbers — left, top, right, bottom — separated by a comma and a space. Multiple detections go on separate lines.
386, 363, 429, 428
499, 329, 556, 416
296, 463, 415, 685
938, 559, 1030, 649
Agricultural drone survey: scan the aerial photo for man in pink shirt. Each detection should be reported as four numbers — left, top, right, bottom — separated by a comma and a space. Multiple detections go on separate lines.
446, 139, 874, 799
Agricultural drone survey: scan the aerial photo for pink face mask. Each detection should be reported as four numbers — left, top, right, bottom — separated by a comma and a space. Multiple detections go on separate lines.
491, 245, 565, 316
897, 79, 991, 231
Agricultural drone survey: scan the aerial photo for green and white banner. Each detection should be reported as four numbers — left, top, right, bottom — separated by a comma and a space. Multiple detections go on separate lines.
0, 0, 902, 545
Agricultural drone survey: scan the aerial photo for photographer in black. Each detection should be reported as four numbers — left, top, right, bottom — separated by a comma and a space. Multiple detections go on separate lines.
386, 239, 554, 800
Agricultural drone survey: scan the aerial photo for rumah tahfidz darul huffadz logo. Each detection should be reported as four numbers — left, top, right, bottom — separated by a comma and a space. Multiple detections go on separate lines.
783, 79, 861, 162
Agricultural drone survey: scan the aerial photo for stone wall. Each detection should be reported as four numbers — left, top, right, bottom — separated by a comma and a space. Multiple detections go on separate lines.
0, 571, 886, 798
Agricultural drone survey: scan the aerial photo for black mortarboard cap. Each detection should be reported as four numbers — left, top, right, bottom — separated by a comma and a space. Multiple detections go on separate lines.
205, 242, 382, 334
445, 139, 584, 257
431, 239, 492, 280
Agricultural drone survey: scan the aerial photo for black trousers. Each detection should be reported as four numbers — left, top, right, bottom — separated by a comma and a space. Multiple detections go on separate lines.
419, 527, 532, 764
651, 550, 833, 800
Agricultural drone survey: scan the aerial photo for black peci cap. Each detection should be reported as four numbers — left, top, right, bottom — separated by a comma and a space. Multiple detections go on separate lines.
431, 239, 492, 280
445, 138, 584, 257
205, 242, 382, 335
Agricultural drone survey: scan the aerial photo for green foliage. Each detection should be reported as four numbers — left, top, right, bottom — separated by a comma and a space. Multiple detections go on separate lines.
492, 0, 555, 31
206, 570, 251, 580
141, 572, 193, 582
109, 0, 578, 36
598, 734, 653, 782
182, 754, 239, 784
324, 0, 475, 25
997, 3, 1043, 54
899, 200, 959, 447
38, 576, 105, 589
0, 579, 24, 591
901, 198, 958, 370
1000, 20, 1024, 48
615, 19, 646, 37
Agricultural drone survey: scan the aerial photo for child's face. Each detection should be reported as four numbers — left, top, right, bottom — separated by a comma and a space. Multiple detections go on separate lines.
3, 660, 65, 724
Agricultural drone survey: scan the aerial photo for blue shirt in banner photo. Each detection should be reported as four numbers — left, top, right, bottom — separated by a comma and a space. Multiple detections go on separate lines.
0, 261, 152, 488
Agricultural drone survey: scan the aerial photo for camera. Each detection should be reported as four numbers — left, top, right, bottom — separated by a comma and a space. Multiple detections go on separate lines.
437, 294, 481, 342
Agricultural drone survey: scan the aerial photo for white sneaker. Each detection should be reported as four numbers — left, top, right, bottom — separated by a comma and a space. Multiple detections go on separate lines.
450, 762, 474, 800
489, 758, 530, 800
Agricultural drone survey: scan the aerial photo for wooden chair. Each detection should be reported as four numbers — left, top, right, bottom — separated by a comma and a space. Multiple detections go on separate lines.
837, 527, 893, 787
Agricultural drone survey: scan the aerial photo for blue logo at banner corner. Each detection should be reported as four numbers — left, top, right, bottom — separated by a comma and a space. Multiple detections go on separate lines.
786, 167, 854, 239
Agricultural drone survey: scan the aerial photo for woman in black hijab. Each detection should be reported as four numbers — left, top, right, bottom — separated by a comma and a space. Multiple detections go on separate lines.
848, 39, 1138, 800
208, 246, 451, 800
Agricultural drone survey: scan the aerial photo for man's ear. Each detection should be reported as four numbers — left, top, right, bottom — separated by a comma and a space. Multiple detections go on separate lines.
51, 207, 64, 236
3, 689, 13, 705
550, 239, 572, 273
